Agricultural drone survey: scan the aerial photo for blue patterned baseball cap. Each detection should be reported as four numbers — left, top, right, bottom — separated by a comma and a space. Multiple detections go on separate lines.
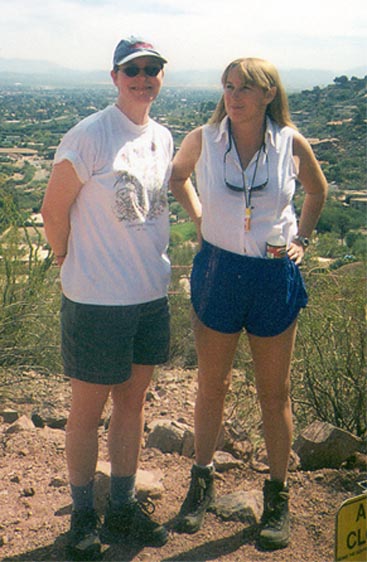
113, 37, 167, 67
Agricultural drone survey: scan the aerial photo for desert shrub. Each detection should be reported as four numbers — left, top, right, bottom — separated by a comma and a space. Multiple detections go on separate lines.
293, 264, 366, 437
169, 292, 197, 368
168, 242, 197, 367
0, 198, 62, 379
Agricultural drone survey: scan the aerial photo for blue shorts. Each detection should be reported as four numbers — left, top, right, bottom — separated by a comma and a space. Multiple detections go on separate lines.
61, 295, 170, 385
191, 240, 308, 337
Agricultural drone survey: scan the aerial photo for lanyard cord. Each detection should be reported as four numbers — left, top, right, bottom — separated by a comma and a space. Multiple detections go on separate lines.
227, 119, 265, 209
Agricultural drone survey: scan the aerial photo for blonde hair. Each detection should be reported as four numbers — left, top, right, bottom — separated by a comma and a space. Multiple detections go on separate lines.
209, 57, 296, 129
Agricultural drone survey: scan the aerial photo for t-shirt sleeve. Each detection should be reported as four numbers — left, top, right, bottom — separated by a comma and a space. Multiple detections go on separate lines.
53, 123, 98, 184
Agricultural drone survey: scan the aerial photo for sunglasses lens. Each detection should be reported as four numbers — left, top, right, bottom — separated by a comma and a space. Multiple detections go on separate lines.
123, 66, 140, 77
226, 182, 244, 192
122, 65, 161, 77
145, 66, 161, 76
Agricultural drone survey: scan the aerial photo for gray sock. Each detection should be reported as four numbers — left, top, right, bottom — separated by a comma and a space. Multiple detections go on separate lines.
110, 474, 136, 508
70, 480, 94, 512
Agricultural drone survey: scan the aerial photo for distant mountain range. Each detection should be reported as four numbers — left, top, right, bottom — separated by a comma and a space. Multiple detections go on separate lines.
0, 58, 366, 91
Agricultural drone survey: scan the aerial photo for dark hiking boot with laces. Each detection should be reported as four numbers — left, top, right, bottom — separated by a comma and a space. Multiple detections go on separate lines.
67, 509, 102, 561
101, 498, 168, 547
258, 479, 290, 550
176, 464, 215, 534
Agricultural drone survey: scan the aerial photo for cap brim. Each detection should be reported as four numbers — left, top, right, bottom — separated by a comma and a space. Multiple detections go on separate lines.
115, 50, 167, 66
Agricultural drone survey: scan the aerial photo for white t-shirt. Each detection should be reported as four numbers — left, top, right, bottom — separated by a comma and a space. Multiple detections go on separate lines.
54, 105, 174, 305
196, 116, 299, 257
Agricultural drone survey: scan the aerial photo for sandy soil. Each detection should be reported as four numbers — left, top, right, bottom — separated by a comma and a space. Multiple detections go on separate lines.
0, 368, 365, 562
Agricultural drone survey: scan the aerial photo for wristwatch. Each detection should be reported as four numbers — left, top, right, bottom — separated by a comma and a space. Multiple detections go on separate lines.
294, 235, 310, 249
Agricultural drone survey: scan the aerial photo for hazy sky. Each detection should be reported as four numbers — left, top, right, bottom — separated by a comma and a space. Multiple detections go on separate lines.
0, 0, 365, 73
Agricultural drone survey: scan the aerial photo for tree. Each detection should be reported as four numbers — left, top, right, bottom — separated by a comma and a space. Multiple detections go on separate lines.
334, 75, 349, 85
316, 233, 344, 258
317, 200, 364, 243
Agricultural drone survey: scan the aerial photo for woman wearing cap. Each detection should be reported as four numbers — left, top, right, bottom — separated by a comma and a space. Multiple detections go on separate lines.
42, 36, 172, 559
170, 57, 327, 550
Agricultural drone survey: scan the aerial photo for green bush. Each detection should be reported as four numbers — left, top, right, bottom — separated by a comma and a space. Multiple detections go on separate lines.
0, 197, 62, 379
168, 242, 197, 367
293, 264, 366, 437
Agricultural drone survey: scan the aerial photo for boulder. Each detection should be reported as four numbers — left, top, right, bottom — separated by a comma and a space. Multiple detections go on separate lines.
212, 489, 263, 524
31, 407, 68, 429
0, 408, 19, 424
213, 451, 243, 472
146, 419, 188, 454
135, 468, 165, 500
181, 428, 195, 458
94, 461, 165, 511
5, 415, 35, 434
293, 420, 363, 470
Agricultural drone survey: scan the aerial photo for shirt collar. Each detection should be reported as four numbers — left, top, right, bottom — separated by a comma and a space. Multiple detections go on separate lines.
214, 115, 230, 143
264, 116, 279, 151
214, 115, 280, 152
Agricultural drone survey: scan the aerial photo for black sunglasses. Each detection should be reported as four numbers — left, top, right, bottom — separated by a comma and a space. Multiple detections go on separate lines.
120, 65, 162, 78
224, 148, 269, 193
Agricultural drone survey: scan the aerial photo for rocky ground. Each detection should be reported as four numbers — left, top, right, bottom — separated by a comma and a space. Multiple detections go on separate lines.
0, 368, 365, 562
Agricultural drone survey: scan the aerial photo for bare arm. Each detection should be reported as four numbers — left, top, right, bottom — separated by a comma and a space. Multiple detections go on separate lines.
288, 133, 328, 264
41, 160, 83, 266
170, 127, 203, 241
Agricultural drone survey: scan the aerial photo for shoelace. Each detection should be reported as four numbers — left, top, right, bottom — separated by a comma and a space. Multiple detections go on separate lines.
138, 497, 156, 516
264, 508, 287, 529
191, 476, 208, 505
263, 491, 289, 528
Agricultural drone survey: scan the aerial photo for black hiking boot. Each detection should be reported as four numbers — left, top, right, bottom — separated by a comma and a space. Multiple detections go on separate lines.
176, 464, 215, 534
66, 508, 102, 561
258, 479, 290, 550
101, 498, 168, 547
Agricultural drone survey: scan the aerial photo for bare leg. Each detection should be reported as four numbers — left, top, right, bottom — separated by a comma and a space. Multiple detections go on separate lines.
108, 364, 155, 476
103, 365, 168, 547
175, 314, 240, 534
66, 380, 111, 486
193, 313, 241, 466
247, 320, 298, 483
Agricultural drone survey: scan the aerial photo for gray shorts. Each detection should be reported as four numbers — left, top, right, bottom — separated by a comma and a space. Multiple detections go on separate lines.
61, 295, 170, 385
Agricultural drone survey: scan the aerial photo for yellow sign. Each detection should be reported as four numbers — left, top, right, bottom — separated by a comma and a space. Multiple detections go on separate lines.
335, 493, 367, 561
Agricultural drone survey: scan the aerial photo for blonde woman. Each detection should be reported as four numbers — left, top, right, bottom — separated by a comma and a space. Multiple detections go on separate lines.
170, 57, 328, 550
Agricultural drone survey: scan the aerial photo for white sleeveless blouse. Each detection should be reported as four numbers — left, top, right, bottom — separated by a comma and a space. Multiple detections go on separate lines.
195, 116, 299, 257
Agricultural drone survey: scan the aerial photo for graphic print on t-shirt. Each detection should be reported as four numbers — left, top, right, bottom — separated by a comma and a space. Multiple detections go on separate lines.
112, 133, 167, 224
